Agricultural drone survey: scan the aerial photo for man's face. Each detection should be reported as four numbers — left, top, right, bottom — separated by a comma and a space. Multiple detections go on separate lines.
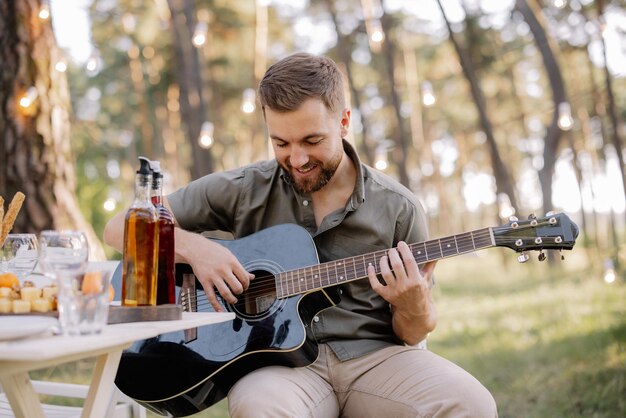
265, 98, 350, 195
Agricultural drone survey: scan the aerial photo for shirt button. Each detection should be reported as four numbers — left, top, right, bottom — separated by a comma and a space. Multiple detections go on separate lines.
313, 316, 320, 322
302, 200, 309, 206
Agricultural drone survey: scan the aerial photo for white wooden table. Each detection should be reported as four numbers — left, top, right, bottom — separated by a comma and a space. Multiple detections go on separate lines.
0, 312, 235, 418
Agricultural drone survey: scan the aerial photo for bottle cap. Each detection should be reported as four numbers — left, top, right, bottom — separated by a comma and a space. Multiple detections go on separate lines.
149, 160, 163, 179
137, 156, 152, 175
149, 160, 161, 173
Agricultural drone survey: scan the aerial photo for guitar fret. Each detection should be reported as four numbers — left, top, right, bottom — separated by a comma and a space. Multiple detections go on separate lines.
440, 236, 458, 258
425, 240, 442, 261
313, 265, 322, 292
455, 232, 474, 253
412, 242, 427, 264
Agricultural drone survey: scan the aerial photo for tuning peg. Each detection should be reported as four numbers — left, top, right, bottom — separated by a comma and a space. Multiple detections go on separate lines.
546, 210, 556, 216
528, 213, 536, 220
508, 216, 519, 222
538, 251, 546, 262
518, 252, 530, 263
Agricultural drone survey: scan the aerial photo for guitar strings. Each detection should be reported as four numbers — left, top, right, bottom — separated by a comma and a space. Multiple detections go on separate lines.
178, 229, 553, 308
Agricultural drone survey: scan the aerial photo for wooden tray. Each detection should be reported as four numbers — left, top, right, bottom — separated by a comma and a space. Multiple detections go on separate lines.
107, 304, 182, 324
0, 304, 183, 324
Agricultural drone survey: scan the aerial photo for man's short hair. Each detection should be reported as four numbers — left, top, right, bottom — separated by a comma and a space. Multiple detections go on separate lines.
258, 52, 345, 114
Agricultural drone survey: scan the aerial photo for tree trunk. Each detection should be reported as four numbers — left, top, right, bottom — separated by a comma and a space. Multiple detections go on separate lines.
436, 0, 519, 216
596, 2, 626, 226
323, 0, 374, 165
515, 0, 567, 217
0, 0, 105, 260
380, 13, 410, 187
168, 0, 214, 180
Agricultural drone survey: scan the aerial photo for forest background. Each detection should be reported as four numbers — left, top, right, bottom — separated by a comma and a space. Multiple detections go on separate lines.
0, 0, 625, 417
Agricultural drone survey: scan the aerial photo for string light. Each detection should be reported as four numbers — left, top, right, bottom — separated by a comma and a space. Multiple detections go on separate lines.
38, 0, 50, 20
18, 87, 39, 109
241, 88, 256, 113
374, 145, 388, 170
192, 22, 208, 47
198, 121, 214, 148
55, 58, 67, 72
86, 52, 101, 75
369, 19, 385, 44
553, 0, 567, 9
557, 102, 573, 130
603, 259, 616, 284
421, 81, 436, 107
103, 197, 117, 212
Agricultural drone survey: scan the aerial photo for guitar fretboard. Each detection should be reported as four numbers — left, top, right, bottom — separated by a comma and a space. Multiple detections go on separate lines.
276, 227, 495, 298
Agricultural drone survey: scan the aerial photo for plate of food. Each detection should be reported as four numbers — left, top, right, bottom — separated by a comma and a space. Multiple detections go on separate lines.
0, 315, 58, 341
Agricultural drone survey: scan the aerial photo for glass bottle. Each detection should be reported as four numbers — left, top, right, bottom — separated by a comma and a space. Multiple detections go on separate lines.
122, 156, 159, 306
150, 160, 176, 305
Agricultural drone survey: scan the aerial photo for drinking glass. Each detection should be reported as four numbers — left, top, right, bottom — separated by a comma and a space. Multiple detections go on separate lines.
39, 230, 97, 335
0, 233, 39, 280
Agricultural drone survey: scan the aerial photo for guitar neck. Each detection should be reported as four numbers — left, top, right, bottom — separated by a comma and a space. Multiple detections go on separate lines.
276, 227, 495, 298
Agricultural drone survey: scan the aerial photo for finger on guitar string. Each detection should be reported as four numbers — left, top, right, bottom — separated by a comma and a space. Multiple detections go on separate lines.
397, 241, 421, 281
203, 284, 225, 312
386, 247, 408, 281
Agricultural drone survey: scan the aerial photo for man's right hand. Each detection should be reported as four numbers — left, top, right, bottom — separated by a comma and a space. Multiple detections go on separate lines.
176, 229, 254, 312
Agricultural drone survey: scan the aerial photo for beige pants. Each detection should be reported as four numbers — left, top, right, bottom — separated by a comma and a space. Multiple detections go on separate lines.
228, 344, 497, 418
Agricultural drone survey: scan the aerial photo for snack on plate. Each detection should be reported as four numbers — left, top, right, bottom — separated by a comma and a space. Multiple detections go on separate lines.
20, 286, 41, 301
0, 272, 19, 289
12, 299, 31, 314
0, 298, 10, 313
0, 281, 58, 314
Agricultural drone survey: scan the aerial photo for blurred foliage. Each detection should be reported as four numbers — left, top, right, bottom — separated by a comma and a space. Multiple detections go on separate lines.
53, 0, 626, 255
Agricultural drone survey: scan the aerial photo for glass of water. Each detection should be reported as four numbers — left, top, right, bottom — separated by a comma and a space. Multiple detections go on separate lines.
1, 233, 39, 280
39, 230, 96, 335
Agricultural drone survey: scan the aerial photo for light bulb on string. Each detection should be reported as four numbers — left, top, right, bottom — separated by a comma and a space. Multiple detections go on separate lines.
557, 102, 573, 131
369, 19, 385, 44
421, 81, 436, 107
553, 0, 567, 9
198, 121, 214, 149
55, 58, 67, 72
38, 0, 50, 20
86, 52, 101, 76
374, 144, 388, 171
192, 21, 208, 47
241, 88, 256, 113
18, 87, 39, 109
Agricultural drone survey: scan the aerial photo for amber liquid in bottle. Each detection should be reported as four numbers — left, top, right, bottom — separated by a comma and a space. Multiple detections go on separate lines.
151, 168, 176, 305
122, 161, 159, 306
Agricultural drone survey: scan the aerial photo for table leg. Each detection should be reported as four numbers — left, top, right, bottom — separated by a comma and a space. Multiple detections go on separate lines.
80, 348, 123, 418
0, 372, 45, 418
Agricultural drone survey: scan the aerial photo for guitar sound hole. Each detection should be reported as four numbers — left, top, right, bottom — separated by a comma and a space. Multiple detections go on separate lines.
232, 270, 277, 316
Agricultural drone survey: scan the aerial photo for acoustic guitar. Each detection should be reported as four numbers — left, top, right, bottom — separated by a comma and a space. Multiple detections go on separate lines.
115, 213, 578, 416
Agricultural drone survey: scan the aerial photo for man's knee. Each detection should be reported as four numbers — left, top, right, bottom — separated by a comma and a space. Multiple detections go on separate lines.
441, 374, 498, 417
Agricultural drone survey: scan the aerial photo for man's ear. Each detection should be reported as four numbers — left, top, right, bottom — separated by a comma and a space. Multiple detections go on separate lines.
340, 108, 351, 136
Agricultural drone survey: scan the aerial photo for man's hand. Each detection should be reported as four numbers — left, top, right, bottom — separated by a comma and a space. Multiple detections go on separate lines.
178, 230, 254, 312
367, 241, 437, 344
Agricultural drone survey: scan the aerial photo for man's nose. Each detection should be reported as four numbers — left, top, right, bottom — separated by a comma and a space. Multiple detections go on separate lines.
290, 146, 309, 167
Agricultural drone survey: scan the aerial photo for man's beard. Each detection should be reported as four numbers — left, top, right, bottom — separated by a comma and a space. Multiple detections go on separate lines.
281, 150, 342, 195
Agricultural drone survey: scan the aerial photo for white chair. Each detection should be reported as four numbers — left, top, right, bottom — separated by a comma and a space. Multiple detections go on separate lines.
0, 380, 146, 417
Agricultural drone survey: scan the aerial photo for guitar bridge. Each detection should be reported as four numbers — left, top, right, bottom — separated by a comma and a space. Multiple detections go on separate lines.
180, 273, 197, 343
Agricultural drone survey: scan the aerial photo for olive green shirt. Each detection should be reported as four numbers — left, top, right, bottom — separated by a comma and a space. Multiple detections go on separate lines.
168, 140, 428, 360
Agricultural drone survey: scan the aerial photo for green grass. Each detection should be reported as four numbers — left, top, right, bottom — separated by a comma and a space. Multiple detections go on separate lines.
31, 248, 625, 418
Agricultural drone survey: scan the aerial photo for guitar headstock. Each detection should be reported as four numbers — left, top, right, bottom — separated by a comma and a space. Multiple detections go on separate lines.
493, 213, 579, 257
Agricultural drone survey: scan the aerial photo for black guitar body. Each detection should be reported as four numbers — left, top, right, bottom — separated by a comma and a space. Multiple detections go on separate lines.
114, 224, 341, 417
